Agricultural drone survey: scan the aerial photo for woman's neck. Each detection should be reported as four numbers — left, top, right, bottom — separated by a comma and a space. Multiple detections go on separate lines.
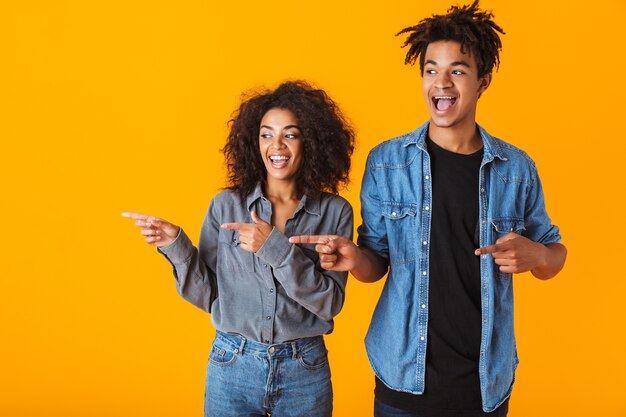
263, 178, 300, 203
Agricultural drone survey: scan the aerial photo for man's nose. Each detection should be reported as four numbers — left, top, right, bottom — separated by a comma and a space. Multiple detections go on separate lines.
434, 72, 453, 89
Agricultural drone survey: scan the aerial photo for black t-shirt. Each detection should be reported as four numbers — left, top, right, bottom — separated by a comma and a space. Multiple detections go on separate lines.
375, 137, 509, 417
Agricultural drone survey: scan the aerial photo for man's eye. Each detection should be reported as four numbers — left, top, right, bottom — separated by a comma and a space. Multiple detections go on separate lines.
425, 69, 436, 75
452, 70, 464, 75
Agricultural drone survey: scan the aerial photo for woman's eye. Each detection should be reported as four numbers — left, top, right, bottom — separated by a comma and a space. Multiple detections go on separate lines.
260, 133, 272, 139
284, 133, 300, 139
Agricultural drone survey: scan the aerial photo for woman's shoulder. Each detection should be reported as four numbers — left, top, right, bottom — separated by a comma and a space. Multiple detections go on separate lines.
208, 189, 246, 215
317, 192, 353, 212
211, 188, 239, 203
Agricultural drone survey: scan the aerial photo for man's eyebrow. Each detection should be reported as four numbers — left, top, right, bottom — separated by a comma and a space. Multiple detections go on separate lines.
424, 59, 471, 68
450, 60, 471, 67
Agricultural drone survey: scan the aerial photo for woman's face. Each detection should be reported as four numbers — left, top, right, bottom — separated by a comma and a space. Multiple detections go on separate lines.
258, 108, 303, 185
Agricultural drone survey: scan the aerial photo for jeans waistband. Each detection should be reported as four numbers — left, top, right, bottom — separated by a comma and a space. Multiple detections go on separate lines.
215, 331, 324, 359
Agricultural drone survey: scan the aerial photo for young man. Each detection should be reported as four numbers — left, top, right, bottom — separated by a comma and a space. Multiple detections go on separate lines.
290, 2, 567, 416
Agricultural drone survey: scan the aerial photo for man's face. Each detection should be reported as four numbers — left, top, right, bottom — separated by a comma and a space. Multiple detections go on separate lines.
422, 41, 491, 130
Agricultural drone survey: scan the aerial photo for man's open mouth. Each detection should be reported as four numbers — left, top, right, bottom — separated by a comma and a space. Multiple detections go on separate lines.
433, 96, 457, 111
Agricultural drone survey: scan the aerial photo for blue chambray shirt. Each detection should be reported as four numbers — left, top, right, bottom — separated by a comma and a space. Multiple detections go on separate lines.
158, 184, 353, 344
357, 122, 561, 412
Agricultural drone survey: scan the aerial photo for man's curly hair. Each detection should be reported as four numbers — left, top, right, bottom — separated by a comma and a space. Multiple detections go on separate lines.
222, 80, 355, 200
396, 1, 505, 78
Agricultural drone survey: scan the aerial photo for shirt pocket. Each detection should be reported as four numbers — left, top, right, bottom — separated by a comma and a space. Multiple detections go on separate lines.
491, 218, 525, 237
217, 228, 255, 271
381, 202, 417, 264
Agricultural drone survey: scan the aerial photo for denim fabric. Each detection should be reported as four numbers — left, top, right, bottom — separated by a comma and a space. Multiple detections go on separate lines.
158, 184, 353, 343
357, 122, 561, 412
204, 331, 332, 417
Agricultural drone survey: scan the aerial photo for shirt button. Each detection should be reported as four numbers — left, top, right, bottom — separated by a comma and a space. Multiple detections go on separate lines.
422, 241, 427, 245
269, 288, 274, 293
482, 220, 486, 224
425, 176, 429, 180
269, 347, 276, 353
424, 206, 429, 211
391, 211, 397, 217
266, 316, 271, 320
263, 264, 268, 268
420, 336, 425, 341
421, 304, 426, 309
422, 271, 427, 276
481, 188, 485, 193
234, 348, 239, 354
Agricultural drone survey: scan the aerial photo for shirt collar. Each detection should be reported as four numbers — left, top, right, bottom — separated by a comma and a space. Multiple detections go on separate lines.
404, 121, 508, 162
246, 182, 321, 216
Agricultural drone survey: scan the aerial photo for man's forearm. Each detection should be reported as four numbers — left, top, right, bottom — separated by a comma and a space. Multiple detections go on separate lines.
531, 242, 567, 280
351, 247, 389, 283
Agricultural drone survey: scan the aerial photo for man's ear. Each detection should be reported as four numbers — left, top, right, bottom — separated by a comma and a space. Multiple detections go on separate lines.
478, 72, 492, 98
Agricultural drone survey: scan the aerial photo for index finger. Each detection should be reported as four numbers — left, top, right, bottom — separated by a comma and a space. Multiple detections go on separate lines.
122, 212, 150, 220
221, 222, 246, 230
474, 243, 501, 256
289, 235, 334, 244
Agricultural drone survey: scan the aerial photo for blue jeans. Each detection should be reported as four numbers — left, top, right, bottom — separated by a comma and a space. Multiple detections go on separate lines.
204, 331, 332, 417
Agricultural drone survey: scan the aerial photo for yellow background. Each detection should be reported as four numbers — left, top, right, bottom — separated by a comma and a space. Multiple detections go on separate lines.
2, 1, 624, 415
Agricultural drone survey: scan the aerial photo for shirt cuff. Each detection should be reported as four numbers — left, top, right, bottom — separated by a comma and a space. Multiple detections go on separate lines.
255, 227, 291, 267
157, 228, 194, 264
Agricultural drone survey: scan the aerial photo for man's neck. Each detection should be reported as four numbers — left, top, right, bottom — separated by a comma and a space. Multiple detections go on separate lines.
427, 121, 483, 155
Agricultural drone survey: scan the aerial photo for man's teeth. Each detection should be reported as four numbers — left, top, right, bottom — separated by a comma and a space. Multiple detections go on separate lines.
434, 96, 456, 111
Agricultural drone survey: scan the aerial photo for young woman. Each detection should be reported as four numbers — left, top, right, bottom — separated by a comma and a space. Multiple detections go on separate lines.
123, 80, 354, 417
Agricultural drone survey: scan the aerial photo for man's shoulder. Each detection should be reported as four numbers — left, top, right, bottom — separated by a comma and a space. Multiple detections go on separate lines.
481, 130, 539, 182
367, 124, 427, 166
489, 135, 533, 162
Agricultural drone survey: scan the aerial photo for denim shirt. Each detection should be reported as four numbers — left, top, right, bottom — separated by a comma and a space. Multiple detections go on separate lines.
357, 122, 561, 412
158, 184, 353, 344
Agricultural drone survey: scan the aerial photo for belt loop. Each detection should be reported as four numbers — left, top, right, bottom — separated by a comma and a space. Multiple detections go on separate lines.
237, 336, 246, 355
291, 341, 298, 360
